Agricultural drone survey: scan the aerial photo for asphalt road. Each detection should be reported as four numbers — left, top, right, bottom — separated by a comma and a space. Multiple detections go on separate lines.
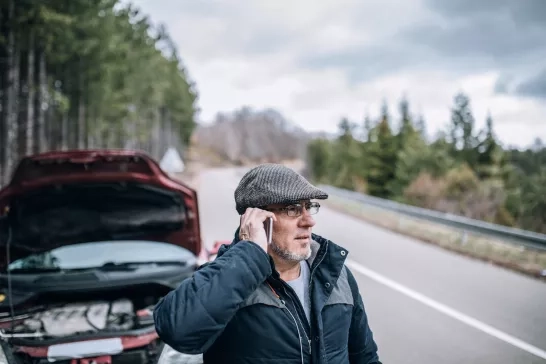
164, 166, 546, 364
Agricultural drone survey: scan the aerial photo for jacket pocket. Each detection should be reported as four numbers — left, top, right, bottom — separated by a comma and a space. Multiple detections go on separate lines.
322, 303, 353, 360
321, 265, 354, 357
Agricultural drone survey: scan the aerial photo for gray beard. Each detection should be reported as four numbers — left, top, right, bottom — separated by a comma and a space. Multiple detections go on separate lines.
270, 240, 312, 262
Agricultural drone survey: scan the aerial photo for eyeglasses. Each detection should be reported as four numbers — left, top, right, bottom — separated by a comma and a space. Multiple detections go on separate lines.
265, 202, 321, 217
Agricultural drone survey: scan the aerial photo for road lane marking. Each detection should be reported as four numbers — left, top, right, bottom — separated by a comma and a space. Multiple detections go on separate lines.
346, 259, 546, 360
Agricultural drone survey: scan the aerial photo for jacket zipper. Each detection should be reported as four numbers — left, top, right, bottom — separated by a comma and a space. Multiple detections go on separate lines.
268, 238, 330, 361
281, 299, 304, 364
292, 299, 312, 354
307, 240, 328, 357
281, 286, 312, 355
267, 282, 306, 363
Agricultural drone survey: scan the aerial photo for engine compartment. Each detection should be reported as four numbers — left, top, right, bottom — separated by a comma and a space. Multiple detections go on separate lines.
0, 284, 167, 341
0, 283, 174, 364
1, 299, 141, 338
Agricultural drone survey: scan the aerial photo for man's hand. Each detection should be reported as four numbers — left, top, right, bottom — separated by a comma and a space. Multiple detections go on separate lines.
239, 208, 277, 252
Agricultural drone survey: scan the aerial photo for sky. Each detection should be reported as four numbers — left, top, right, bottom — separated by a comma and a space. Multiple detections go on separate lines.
128, 0, 546, 149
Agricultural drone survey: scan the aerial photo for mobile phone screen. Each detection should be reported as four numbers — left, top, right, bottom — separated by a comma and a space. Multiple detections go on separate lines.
264, 217, 273, 244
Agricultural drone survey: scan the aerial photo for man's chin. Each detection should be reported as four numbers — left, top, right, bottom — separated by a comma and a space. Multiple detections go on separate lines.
271, 243, 311, 262
293, 246, 312, 261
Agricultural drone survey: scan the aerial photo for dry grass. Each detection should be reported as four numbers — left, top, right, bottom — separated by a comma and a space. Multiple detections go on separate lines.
171, 160, 204, 190
168, 144, 229, 189
323, 195, 546, 282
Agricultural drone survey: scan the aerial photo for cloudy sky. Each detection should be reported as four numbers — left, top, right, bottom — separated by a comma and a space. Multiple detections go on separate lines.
128, 0, 545, 148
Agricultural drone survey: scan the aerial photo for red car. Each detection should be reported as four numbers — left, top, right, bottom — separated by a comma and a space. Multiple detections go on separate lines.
0, 149, 212, 364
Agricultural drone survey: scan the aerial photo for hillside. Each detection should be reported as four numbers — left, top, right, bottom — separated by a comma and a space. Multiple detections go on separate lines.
192, 107, 312, 165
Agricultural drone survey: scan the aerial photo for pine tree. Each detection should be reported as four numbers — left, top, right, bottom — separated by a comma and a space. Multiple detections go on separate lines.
449, 92, 480, 169
331, 118, 362, 189
0, 0, 199, 185
476, 112, 503, 180
366, 105, 397, 198
415, 113, 426, 140
362, 111, 373, 142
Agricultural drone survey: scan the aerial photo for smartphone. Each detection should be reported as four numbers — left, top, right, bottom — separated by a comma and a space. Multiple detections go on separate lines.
264, 217, 273, 245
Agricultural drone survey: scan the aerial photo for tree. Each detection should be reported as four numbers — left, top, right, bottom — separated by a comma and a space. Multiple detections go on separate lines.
331, 118, 362, 190
362, 111, 373, 142
366, 109, 397, 198
388, 133, 455, 200
397, 96, 414, 145
449, 92, 480, 168
475, 112, 504, 180
0, 0, 199, 185
303, 93, 546, 234
307, 138, 331, 183
518, 168, 546, 233
194, 106, 309, 164
415, 113, 427, 140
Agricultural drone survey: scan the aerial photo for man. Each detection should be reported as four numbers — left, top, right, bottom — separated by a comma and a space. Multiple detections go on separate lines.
153, 163, 381, 364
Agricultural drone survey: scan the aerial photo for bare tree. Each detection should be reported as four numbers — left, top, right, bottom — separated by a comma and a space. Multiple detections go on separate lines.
194, 107, 310, 164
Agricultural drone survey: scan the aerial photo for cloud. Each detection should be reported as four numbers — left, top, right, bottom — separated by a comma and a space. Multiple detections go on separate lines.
302, 0, 546, 84
126, 0, 546, 148
406, 0, 546, 62
415, 0, 546, 101
514, 69, 546, 99
425, 0, 546, 27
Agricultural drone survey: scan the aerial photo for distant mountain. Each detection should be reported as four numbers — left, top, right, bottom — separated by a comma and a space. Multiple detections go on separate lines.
192, 107, 312, 164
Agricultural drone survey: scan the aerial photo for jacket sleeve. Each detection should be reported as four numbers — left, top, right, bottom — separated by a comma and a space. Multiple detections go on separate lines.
346, 268, 382, 364
153, 241, 272, 354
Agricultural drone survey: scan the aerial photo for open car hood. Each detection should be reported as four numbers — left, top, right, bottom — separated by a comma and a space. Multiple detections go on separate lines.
0, 150, 202, 270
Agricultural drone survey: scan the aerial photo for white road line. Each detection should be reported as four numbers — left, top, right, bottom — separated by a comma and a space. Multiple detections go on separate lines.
346, 259, 546, 360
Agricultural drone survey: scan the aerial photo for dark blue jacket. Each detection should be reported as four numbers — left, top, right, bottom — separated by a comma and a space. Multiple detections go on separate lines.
153, 230, 381, 364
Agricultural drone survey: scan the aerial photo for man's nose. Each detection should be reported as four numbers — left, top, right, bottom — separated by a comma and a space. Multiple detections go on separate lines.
299, 209, 316, 228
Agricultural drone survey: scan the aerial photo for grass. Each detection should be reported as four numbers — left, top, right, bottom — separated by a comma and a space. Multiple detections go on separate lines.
172, 163, 201, 189
323, 195, 546, 282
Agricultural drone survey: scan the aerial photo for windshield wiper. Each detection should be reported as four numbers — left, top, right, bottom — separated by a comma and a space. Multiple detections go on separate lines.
6, 261, 188, 274
97, 260, 188, 271
6, 267, 63, 274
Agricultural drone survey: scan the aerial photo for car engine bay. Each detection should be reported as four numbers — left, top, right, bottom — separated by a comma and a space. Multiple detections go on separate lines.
0, 298, 149, 338
0, 286, 171, 364
0, 285, 166, 342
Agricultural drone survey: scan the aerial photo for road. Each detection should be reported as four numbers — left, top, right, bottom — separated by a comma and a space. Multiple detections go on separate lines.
164, 166, 546, 364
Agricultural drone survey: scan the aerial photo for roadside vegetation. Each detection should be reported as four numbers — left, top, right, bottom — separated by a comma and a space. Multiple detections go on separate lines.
325, 193, 546, 280
306, 94, 546, 235
0, 0, 198, 186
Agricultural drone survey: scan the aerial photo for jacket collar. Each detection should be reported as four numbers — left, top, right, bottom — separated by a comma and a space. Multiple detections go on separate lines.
220, 227, 348, 282
309, 233, 348, 282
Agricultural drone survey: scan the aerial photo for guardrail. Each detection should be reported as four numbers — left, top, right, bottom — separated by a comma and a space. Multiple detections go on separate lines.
318, 184, 546, 252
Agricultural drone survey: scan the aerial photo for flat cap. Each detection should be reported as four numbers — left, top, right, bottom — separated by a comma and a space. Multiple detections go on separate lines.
234, 163, 328, 214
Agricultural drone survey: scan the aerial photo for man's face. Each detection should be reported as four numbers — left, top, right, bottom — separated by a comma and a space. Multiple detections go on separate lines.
265, 200, 317, 262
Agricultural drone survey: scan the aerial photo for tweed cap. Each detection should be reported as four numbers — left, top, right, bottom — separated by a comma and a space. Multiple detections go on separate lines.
234, 163, 328, 214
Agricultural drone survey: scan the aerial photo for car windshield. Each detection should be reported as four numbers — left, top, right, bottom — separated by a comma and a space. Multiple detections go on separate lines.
7, 240, 195, 272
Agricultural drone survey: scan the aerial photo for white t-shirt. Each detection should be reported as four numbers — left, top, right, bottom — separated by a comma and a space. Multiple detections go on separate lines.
286, 260, 311, 323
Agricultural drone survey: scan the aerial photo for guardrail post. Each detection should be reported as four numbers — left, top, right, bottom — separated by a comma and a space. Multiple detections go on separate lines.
461, 231, 468, 246
398, 215, 406, 231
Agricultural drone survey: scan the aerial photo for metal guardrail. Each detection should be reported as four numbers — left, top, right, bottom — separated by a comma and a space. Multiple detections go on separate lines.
318, 184, 546, 252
